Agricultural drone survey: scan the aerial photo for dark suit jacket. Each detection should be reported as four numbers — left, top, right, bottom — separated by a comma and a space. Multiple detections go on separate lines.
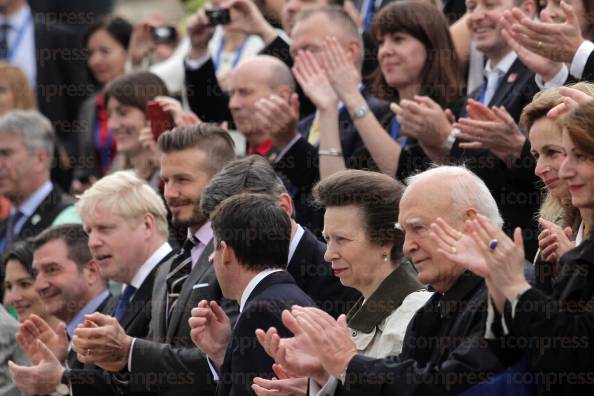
335, 272, 503, 396
289, 227, 360, 318
34, 22, 90, 154
129, 240, 239, 396
69, 251, 173, 396
502, 239, 594, 396
216, 271, 315, 396
34, 21, 91, 188
0, 185, 74, 251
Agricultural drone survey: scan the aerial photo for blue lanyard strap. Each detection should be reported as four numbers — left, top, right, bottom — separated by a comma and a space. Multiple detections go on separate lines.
6, 13, 33, 62
390, 116, 408, 148
214, 36, 247, 71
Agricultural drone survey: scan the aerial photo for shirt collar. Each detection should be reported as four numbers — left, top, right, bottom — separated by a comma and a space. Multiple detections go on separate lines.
128, 242, 172, 290
239, 269, 283, 312
0, 3, 30, 27
16, 180, 52, 217
434, 271, 484, 319
66, 289, 110, 338
288, 224, 304, 263
189, 221, 213, 247
247, 138, 274, 157
484, 51, 517, 78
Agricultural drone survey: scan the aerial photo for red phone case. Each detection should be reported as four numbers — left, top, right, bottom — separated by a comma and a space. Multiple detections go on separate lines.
147, 101, 172, 141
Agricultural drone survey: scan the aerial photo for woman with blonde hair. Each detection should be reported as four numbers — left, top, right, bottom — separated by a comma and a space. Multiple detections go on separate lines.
520, 82, 594, 293
0, 63, 35, 115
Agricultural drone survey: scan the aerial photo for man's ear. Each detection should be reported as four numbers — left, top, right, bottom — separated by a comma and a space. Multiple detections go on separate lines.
220, 241, 234, 266
464, 207, 479, 221
84, 259, 103, 286
347, 40, 362, 69
519, 0, 537, 18
278, 193, 294, 219
276, 85, 292, 101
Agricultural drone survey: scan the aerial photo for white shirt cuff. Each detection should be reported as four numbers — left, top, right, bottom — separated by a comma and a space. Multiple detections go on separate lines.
185, 55, 211, 71
309, 376, 339, 396
535, 64, 568, 90
128, 338, 136, 371
207, 356, 220, 382
274, 134, 302, 163
570, 40, 594, 79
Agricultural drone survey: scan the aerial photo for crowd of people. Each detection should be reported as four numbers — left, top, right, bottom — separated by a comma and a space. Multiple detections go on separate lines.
0, 0, 594, 394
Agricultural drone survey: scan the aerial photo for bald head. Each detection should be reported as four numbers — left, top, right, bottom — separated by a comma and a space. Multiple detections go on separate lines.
234, 55, 295, 92
404, 166, 503, 227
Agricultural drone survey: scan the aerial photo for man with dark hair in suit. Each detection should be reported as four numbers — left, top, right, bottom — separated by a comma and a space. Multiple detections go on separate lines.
189, 193, 315, 396
64, 124, 239, 396
8, 224, 111, 394
201, 155, 360, 318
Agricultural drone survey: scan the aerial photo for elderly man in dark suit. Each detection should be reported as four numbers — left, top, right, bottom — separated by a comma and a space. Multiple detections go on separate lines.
190, 193, 316, 396
201, 155, 360, 319
65, 124, 238, 396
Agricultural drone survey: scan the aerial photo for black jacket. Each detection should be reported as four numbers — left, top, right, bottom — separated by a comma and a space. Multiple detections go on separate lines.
215, 271, 315, 396
336, 272, 503, 395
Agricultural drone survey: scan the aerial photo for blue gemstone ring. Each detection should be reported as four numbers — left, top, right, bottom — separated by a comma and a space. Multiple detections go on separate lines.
488, 239, 498, 250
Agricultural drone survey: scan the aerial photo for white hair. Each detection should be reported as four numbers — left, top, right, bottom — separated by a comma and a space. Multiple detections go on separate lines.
77, 171, 169, 237
406, 165, 504, 227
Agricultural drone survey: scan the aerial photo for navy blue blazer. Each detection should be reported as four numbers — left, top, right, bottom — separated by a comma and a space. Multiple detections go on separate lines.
216, 271, 316, 396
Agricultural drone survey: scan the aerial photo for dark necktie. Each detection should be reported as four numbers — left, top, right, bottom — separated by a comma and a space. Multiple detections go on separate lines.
166, 238, 196, 324
0, 24, 10, 59
2, 210, 23, 253
114, 284, 137, 322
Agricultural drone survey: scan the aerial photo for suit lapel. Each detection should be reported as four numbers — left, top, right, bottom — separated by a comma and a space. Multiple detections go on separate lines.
166, 240, 214, 340
487, 58, 525, 108
153, 258, 172, 339
118, 264, 159, 330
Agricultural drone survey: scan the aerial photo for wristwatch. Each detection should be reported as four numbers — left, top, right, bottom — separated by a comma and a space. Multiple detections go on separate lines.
443, 127, 460, 152
56, 368, 71, 395
350, 105, 370, 119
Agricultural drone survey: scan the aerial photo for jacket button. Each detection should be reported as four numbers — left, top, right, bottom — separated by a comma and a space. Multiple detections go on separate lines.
351, 331, 357, 337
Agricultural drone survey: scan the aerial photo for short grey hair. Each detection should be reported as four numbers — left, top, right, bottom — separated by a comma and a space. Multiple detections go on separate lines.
0, 110, 55, 163
406, 166, 504, 228
295, 6, 364, 70
200, 155, 288, 218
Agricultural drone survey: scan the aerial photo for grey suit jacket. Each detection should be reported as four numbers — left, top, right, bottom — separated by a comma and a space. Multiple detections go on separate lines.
0, 305, 29, 396
128, 240, 239, 396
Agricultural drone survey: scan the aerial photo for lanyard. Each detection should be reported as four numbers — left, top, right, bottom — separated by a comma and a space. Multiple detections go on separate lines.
390, 116, 408, 148
6, 13, 33, 62
213, 36, 247, 71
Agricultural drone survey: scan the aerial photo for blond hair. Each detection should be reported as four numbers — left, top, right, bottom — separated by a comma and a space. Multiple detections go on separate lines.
77, 171, 168, 237
0, 63, 36, 113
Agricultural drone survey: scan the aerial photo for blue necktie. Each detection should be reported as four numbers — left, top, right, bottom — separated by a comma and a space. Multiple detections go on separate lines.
1, 210, 23, 253
114, 285, 136, 322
